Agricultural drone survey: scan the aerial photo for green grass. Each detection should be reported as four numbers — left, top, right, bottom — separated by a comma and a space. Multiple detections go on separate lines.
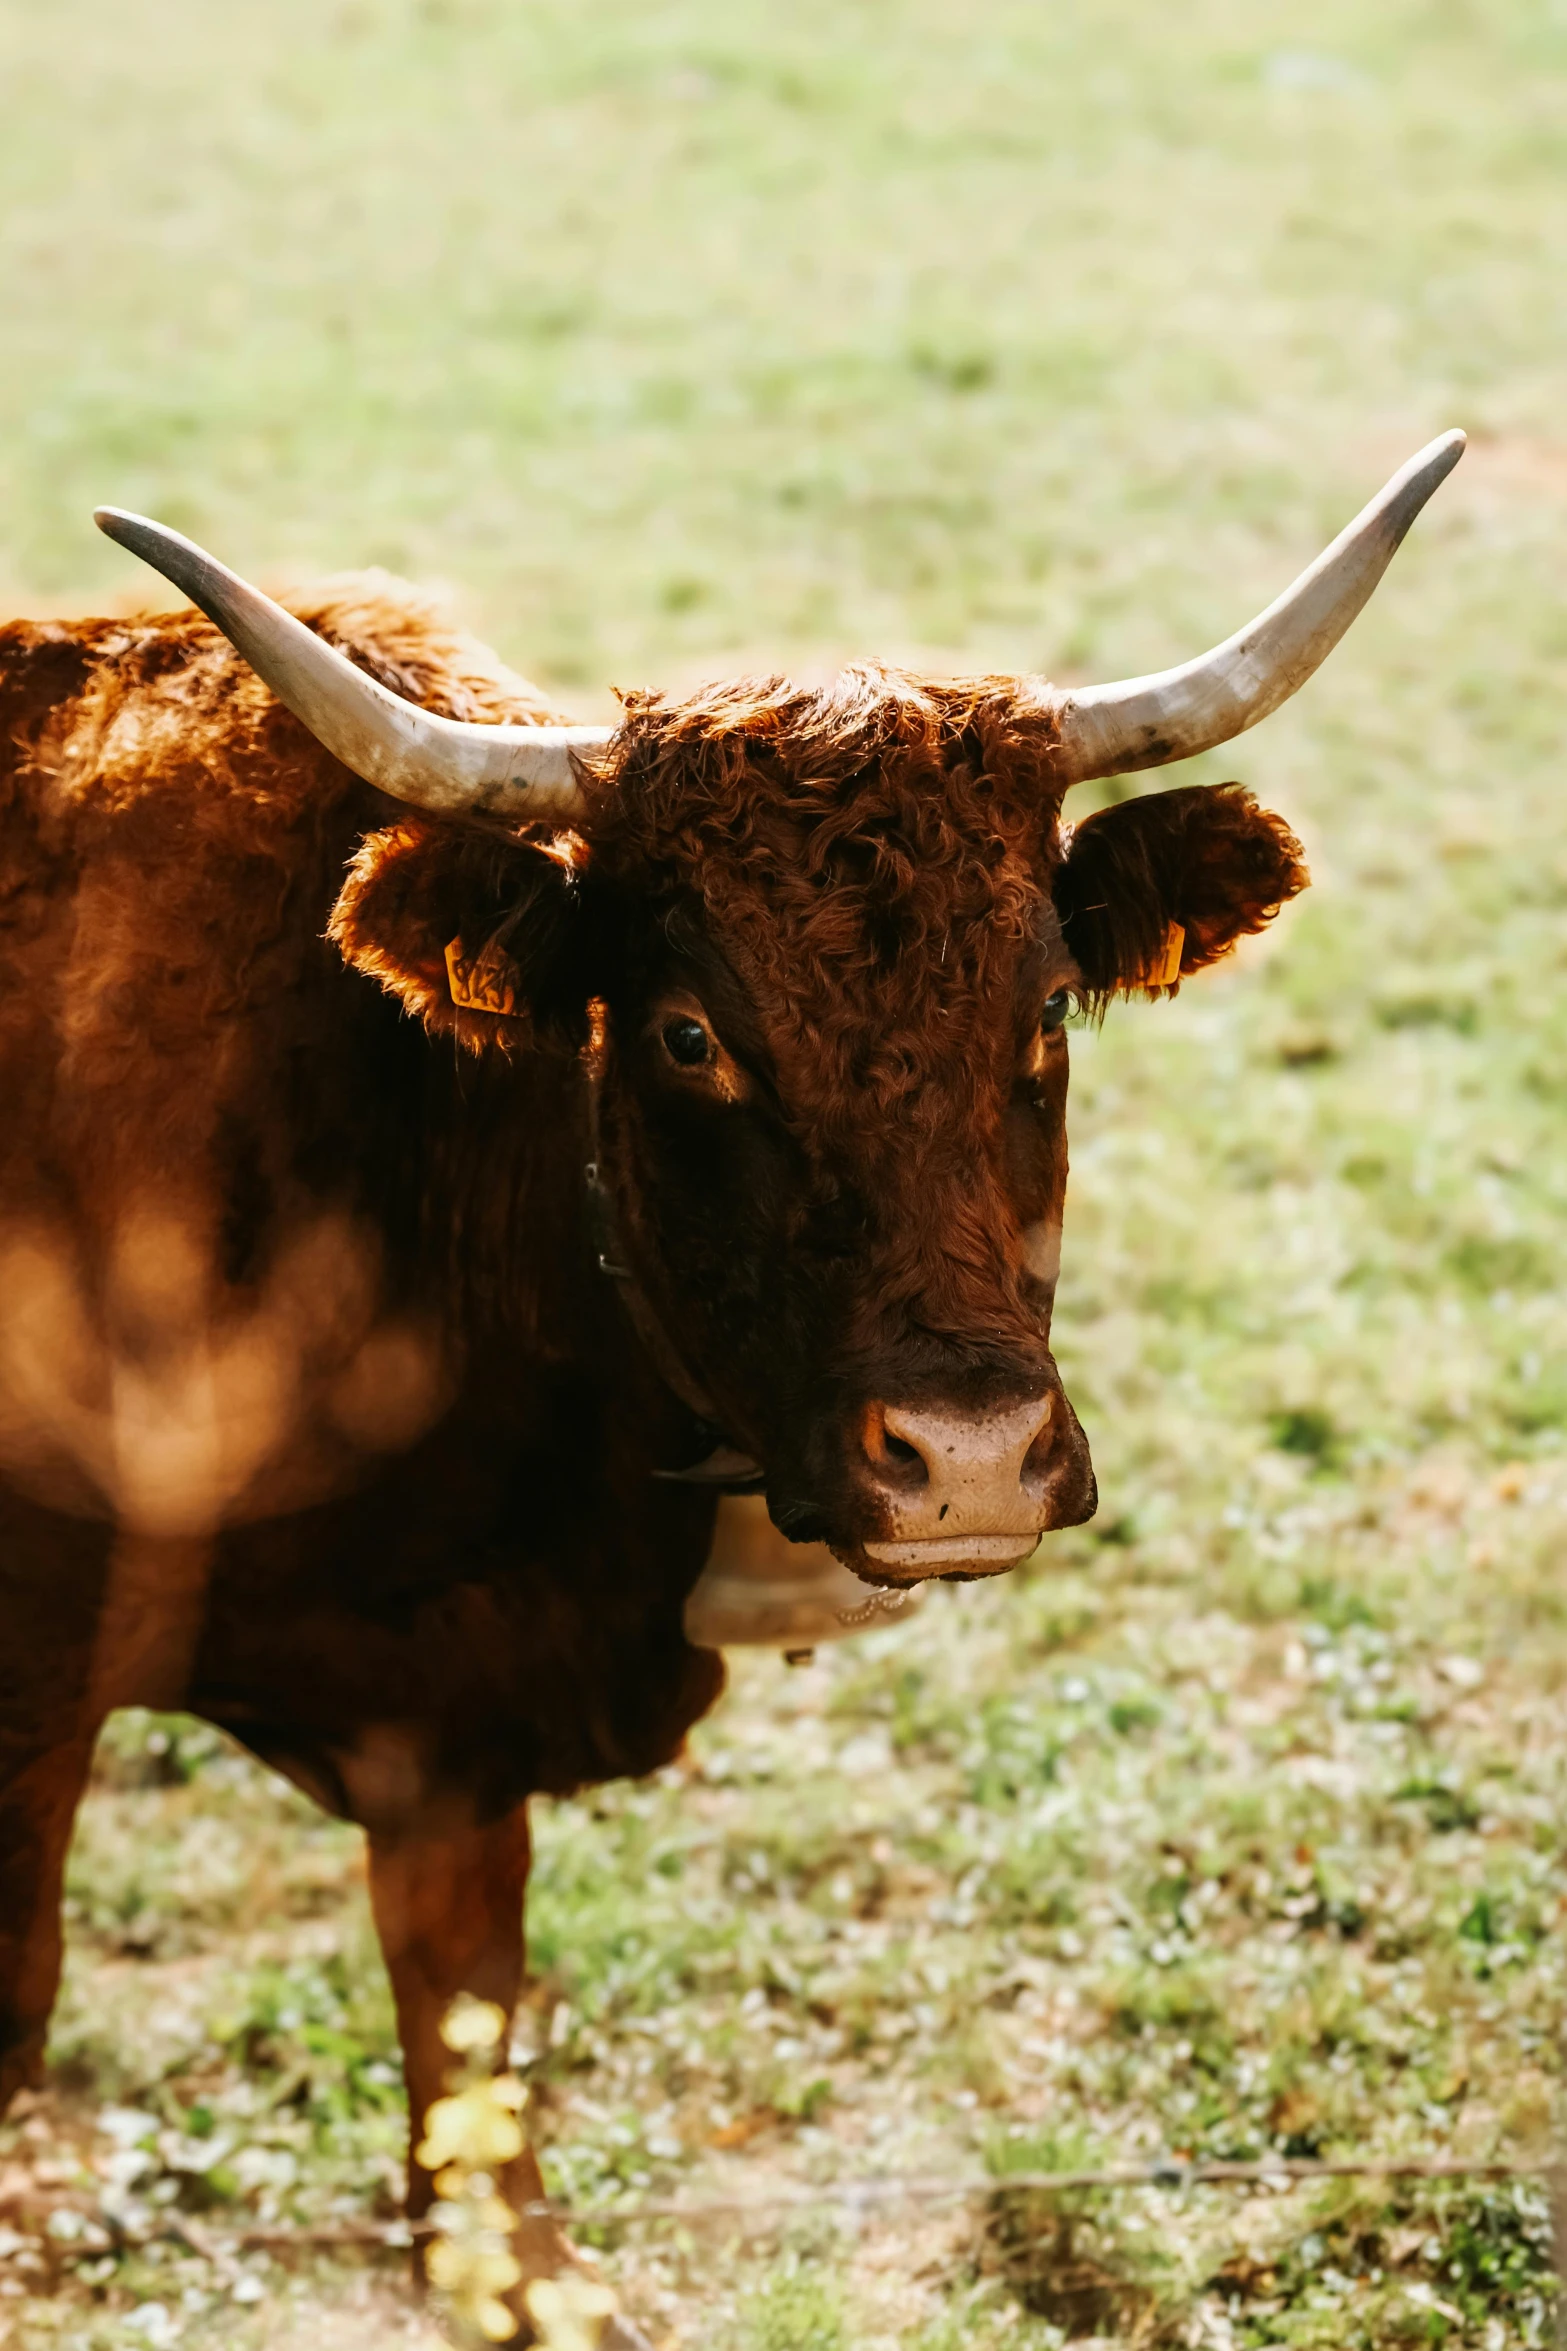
2, 0, 1567, 2343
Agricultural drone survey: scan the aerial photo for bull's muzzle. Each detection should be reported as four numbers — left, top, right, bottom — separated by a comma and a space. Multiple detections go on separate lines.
845, 1388, 1095, 1582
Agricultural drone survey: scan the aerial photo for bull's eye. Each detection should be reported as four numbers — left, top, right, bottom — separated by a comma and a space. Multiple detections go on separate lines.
1040, 990, 1070, 1036
662, 1016, 714, 1068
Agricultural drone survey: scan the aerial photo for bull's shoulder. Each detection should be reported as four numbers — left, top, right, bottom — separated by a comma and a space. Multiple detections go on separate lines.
0, 576, 568, 828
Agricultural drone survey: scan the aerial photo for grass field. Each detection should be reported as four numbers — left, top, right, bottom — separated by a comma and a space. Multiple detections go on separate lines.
2, 0, 1567, 2344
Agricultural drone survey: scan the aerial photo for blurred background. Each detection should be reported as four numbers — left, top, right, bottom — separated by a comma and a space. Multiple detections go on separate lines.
2, 2, 1565, 2347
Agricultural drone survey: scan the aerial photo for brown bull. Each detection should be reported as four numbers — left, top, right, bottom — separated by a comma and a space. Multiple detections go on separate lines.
0, 435, 1461, 2337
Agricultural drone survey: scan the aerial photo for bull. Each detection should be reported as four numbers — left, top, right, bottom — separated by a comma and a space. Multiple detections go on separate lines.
0, 433, 1462, 2335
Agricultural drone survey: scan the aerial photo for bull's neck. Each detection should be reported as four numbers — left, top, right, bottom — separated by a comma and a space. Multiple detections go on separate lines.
414, 1038, 603, 1373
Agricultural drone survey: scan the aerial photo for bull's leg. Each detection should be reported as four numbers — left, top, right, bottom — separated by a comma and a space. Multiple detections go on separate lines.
0, 1493, 114, 2114
365, 1803, 653, 2349
365, 1801, 538, 2227
0, 1733, 100, 2113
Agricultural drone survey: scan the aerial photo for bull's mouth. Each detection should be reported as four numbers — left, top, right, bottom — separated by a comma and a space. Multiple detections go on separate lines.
833, 1533, 1040, 1585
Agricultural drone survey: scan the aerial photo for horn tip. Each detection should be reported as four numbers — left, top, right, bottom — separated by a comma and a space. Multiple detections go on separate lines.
94, 505, 167, 557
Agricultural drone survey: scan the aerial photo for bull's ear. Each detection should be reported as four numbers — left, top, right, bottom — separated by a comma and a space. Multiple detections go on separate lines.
328, 820, 596, 1050
1052, 782, 1308, 1004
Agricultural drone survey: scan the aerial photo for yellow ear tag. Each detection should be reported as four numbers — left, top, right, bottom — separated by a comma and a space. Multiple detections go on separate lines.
444, 934, 518, 1017
1137, 922, 1185, 995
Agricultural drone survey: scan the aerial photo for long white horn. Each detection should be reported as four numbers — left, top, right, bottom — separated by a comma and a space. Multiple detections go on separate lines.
94, 508, 610, 821
1051, 431, 1465, 785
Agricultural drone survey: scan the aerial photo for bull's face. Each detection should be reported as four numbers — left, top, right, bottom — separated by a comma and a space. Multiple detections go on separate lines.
602, 905, 1089, 1582
333, 672, 1306, 1585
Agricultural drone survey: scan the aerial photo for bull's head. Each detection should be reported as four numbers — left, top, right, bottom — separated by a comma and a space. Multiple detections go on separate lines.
97, 433, 1461, 1585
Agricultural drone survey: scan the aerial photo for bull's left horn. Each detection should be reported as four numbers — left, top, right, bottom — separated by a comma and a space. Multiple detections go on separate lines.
94, 508, 609, 821
1050, 431, 1465, 785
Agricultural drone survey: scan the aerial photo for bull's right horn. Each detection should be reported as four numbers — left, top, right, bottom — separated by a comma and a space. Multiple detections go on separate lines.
1050, 431, 1465, 785
94, 508, 610, 822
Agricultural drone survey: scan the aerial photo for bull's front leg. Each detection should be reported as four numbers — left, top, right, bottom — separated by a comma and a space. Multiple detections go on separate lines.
0, 1498, 117, 2114
0, 1732, 100, 2113
364, 1798, 539, 2232
365, 1797, 652, 2350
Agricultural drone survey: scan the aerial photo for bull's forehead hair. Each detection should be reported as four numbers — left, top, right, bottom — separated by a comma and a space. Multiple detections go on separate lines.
587, 662, 1066, 874
591, 662, 1062, 833
588, 664, 1066, 1139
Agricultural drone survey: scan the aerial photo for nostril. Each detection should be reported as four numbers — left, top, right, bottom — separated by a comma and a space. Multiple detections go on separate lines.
860, 1402, 930, 1487
1022, 1398, 1059, 1491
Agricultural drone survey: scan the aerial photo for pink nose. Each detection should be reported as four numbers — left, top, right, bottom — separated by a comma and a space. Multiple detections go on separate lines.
857, 1392, 1060, 1576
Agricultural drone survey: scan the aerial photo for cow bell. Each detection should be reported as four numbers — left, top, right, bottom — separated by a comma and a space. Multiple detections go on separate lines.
683, 1492, 925, 1655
